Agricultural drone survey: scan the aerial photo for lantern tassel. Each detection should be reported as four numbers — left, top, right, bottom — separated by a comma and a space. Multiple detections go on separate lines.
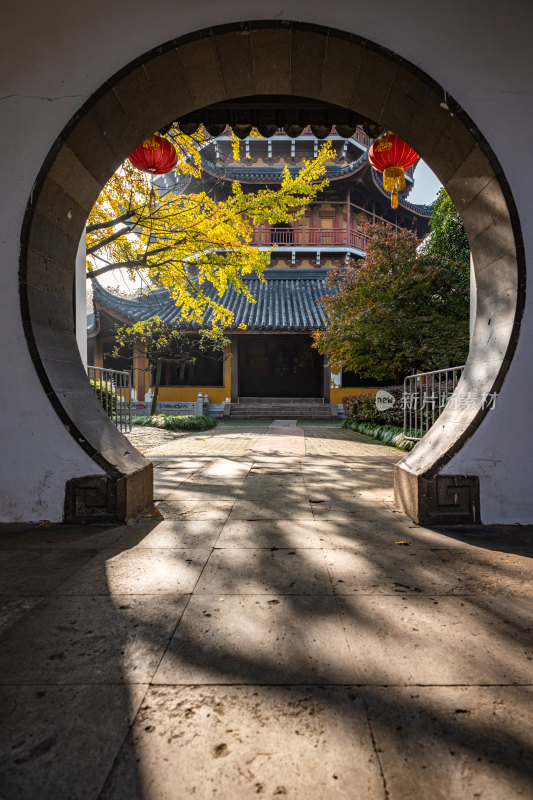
382, 166, 405, 209
383, 165, 406, 192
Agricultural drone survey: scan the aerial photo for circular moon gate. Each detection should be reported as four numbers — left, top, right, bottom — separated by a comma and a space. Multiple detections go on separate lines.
19, 21, 524, 523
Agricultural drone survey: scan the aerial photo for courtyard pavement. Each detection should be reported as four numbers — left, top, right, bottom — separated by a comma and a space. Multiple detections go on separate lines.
0, 420, 532, 798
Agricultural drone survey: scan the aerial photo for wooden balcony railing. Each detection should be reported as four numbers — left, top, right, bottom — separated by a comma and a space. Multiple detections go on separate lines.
252, 227, 368, 250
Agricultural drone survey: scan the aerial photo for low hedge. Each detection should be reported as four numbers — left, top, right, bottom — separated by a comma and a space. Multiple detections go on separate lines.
132, 414, 217, 432
343, 386, 404, 427
343, 419, 415, 451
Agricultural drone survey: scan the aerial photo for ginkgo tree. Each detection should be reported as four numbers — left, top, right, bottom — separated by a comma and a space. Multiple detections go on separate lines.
87, 126, 333, 329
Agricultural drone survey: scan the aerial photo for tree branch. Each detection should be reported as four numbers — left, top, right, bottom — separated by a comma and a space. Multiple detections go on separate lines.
143, 245, 172, 260
87, 254, 177, 279
86, 210, 135, 232
87, 260, 148, 278
86, 226, 133, 254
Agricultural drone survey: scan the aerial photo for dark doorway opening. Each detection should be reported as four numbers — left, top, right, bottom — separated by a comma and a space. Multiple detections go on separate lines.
239, 335, 323, 398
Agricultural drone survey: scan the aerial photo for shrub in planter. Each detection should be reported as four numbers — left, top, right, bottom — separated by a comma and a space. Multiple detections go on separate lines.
343, 386, 404, 427
345, 420, 415, 451
91, 380, 117, 417
132, 414, 217, 432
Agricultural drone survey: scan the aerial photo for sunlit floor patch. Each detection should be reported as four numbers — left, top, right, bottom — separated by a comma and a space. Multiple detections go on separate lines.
2, 427, 532, 798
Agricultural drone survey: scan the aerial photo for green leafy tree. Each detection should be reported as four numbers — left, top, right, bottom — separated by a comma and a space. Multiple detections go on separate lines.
113, 318, 229, 414
425, 187, 470, 267
313, 223, 470, 380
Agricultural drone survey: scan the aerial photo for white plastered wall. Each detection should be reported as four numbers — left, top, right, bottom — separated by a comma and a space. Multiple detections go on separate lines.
1, 0, 532, 522
76, 233, 87, 371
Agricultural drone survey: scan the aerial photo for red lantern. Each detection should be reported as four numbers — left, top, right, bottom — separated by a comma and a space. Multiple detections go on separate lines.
368, 132, 418, 209
128, 135, 178, 174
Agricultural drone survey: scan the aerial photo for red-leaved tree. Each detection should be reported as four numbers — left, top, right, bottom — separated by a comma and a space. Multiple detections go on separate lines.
313, 223, 470, 381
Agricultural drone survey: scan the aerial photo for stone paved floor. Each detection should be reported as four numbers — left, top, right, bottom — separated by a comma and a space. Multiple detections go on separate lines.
0, 422, 532, 798
127, 421, 270, 457
128, 419, 399, 459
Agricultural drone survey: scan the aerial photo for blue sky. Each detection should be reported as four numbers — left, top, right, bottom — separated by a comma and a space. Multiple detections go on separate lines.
409, 160, 442, 205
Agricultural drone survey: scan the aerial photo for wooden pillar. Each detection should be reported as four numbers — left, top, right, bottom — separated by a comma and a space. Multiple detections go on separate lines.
230, 336, 239, 402
134, 342, 146, 402
346, 188, 351, 246
313, 205, 319, 245
322, 359, 331, 403
94, 339, 103, 368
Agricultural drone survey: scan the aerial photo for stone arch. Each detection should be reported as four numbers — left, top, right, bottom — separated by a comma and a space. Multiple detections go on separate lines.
20, 21, 524, 522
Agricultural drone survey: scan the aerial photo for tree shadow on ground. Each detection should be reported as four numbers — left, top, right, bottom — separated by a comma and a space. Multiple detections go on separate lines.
0, 456, 532, 798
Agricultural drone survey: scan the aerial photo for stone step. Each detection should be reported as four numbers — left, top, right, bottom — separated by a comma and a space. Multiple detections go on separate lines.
231, 404, 331, 416
231, 408, 331, 417
238, 397, 325, 405
230, 403, 337, 420
229, 412, 333, 422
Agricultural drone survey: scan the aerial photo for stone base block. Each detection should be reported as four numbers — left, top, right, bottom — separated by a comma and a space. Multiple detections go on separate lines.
394, 465, 480, 525
64, 463, 153, 524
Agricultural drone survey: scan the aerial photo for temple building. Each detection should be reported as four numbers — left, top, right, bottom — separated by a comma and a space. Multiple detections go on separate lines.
88, 126, 432, 417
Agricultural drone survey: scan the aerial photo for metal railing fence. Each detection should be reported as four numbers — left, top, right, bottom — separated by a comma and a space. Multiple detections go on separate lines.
87, 365, 132, 433
403, 366, 465, 441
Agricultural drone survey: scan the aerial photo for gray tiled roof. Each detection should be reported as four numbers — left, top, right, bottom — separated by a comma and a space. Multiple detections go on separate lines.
87, 310, 96, 334
91, 270, 334, 331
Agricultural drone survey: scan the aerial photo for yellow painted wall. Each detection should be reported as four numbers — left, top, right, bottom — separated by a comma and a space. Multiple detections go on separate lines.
152, 346, 232, 404
330, 386, 379, 404
144, 348, 380, 406
100, 335, 381, 407
94, 340, 103, 367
